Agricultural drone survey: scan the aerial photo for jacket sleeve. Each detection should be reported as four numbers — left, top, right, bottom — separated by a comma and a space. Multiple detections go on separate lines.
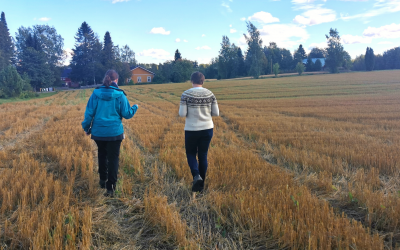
120, 95, 138, 119
179, 93, 187, 117
82, 94, 98, 132
211, 94, 219, 117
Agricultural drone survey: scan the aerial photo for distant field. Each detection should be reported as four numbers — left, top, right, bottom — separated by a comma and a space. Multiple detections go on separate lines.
1, 70, 400, 249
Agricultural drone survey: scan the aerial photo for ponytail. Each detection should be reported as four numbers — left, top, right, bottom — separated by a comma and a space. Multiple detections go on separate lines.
103, 70, 119, 87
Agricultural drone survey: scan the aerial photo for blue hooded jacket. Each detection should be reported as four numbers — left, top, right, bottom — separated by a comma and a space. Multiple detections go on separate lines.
82, 86, 138, 138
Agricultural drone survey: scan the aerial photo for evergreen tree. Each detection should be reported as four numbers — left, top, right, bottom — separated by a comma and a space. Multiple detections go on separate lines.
365, 47, 375, 71
102, 31, 115, 69
174, 49, 182, 61
294, 44, 307, 64
314, 59, 322, 71
69, 22, 100, 85
244, 21, 264, 79
325, 28, 344, 73
306, 58, 314, 72
237, 47, 246, 76
0, 12, 14, 70
218, 36, 239, 79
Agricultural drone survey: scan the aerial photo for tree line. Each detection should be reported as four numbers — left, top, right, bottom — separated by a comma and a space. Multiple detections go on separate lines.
0, 11, 136, 98
1, 10, 400, 98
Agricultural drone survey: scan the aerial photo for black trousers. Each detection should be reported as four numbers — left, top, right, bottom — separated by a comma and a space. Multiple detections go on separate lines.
95, 140, 122, 191
185, 129, 213, 187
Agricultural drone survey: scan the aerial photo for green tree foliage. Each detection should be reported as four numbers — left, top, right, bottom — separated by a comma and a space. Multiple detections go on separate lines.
325, 28, 344, 73
236, 48, 246, 76
294, 44, 307, 64
308, 47, 326, 59
244, 22, 264, 79
102, 31, 115, 69
342, 51, 352, 70
365, 47, 375, 71
15, 25, 64, 90
0, 65, 31, 98
306, 58, 315, 72
264, 43, 293, 72
0, 12, 14, 71
174, 49, 182, 61
204, 58, 219, 79
352, 55, 366, 71
295, 62, 305, 75
218, 36, 240, 79
119, 44, 136, 66
383, 47, 400, 69
314, 59, 322, 71
273, 63, 279, 77
69, 22, 102, 85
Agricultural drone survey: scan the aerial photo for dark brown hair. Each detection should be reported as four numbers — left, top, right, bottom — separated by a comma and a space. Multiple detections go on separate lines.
103, 70, 119, 87
191, 71, 205, 85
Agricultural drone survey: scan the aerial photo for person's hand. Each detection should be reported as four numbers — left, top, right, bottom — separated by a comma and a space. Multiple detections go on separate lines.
133, 104, 139, 108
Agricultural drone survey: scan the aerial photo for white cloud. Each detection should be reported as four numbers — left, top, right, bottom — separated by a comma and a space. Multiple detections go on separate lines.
342, 0, 400, 20
378, 41, 393, 45
363, 23, 400, 39
184, 39, 188, 42
240, 17, 246, 21
248, 11, 280, 23
195, 46, 211, 50
293, 6, 336, 25
175, 38, 181, 42
341, 34, 372, 44
202, 34, 206, 37
230, 29, 237, 33
138, 49, 172, 61
149, 27, 171, 35
239, 24, 309, 49
221, 2, 232, 12
39, 17, 51, 22
229, 24, 232, 27
112, 0, 130, 3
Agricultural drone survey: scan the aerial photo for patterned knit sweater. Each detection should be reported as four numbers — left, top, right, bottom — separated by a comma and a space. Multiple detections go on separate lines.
179, 87, 219, 131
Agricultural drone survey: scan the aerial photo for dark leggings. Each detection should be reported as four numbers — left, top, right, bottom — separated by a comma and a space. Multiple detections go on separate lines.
185, 129, 213, 185
95, 140, 122, 191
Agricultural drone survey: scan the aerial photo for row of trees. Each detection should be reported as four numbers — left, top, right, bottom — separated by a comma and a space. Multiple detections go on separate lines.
69, 22, 136, 86
353, 47, 400, 71
0, 11, 138, 98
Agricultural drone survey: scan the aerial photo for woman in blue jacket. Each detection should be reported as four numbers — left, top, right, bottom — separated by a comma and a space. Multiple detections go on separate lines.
82, 70, 138, 197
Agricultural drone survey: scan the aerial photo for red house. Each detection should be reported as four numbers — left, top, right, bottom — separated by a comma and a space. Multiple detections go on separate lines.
61, 68, 72, 87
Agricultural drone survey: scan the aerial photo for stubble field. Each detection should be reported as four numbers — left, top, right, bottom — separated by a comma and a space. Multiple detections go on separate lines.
1, 70, 400, 249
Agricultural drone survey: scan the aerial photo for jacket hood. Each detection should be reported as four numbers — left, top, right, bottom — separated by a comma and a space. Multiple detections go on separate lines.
93, 86, 124, 101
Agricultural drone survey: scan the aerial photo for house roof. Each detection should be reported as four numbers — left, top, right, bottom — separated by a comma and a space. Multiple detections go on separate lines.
61, 68, 72, 78
130, 66, 155, 75
302, 58, 326, 67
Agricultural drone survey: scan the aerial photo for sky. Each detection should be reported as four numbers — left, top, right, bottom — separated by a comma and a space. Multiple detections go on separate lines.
1, 0, 400, 64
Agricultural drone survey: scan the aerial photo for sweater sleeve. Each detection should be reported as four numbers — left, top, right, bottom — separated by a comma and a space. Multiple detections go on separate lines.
179, 93, 187, 117
211, 94, 219, 117
120, 95, 138, 119
82, 94, 98, 132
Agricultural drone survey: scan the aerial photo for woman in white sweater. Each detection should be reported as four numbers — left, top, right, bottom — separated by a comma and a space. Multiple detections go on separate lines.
179, 72, 219, 192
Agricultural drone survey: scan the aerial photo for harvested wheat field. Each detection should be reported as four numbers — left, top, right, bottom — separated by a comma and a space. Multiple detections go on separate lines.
1, 70, 400, 249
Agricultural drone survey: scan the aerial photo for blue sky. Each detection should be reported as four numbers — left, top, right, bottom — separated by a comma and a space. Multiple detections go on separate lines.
2, 0, 400, 64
